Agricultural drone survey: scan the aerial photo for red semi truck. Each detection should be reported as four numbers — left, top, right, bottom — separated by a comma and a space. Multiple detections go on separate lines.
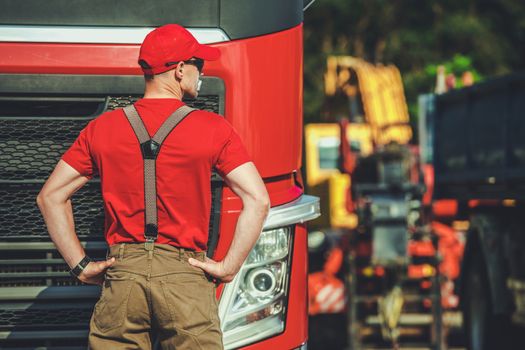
0, 1, 320, 349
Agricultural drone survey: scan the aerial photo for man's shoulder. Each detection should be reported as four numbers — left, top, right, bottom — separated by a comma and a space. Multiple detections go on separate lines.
190, 108, 223, 120
90, 108, 126, 126
189, 109, 230, 128
92, 108, 124, 123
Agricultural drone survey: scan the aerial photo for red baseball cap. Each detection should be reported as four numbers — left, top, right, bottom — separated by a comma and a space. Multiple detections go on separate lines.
138, 24, 221, 75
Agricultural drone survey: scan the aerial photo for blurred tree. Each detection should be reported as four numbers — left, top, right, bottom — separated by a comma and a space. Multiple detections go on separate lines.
425, 54, 482, 89
303, 0, 525, 138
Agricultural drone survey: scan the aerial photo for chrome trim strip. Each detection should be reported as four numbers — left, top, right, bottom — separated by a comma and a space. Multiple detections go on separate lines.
0, 286, 100, 301
0, 329, 88, 340
0, 25, 230, 44
263, 194, 321, 230
0, 241, 107, 250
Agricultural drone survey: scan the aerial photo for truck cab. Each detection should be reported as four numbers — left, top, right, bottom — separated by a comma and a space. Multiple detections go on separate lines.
0, 1, 320, 349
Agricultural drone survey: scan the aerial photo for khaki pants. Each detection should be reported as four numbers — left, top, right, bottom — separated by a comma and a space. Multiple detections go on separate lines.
88, 242, 223, 350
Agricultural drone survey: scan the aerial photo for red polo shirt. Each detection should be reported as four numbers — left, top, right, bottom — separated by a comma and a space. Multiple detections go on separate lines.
61, 98, 252, 251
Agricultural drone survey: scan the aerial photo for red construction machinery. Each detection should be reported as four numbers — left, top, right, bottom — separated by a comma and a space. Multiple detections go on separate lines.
305, 56, 464, 350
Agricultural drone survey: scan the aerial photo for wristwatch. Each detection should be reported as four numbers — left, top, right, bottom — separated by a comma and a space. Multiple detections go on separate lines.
69, 255, 92, 278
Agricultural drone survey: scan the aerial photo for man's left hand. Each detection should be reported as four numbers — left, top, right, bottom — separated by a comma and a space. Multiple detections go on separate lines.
188, 257, 236, 283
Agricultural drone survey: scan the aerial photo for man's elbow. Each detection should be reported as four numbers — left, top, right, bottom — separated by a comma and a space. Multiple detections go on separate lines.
36, 190, 61, 209
36, 191, 49, 209
256, 193, 271, 216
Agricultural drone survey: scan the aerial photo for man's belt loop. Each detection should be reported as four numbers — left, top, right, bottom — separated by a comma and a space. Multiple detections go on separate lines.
145, 238, 155, 252
118, 243, 125, 261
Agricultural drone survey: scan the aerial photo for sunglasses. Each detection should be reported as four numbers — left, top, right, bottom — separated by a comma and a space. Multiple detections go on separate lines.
165, 58, 204, 73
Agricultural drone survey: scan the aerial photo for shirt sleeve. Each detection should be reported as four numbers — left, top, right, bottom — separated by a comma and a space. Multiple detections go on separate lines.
212, 120, 252, 178
60, 122, 97, 180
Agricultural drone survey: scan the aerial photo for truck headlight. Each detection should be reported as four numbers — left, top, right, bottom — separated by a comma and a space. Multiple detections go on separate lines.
219, 226, 293, 349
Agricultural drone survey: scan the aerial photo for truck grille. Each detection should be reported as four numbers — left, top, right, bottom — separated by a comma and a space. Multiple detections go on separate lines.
1, 183, 105, 239
0, 78, 224, 347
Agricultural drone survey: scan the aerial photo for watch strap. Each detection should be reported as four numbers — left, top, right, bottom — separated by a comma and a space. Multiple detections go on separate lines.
69, 255, 92, 278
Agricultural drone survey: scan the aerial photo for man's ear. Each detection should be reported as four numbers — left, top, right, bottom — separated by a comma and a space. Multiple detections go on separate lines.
175, 62, 184, 80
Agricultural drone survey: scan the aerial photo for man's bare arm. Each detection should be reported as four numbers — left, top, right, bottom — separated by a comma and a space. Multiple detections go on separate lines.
36, 160, 115, 285
188, 161, 270, 282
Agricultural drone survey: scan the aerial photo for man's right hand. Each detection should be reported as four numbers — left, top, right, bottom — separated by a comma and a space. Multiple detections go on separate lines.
77, 257, 116, 285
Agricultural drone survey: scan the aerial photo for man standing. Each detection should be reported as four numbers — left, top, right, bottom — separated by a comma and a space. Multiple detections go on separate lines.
36, 24, 270, 349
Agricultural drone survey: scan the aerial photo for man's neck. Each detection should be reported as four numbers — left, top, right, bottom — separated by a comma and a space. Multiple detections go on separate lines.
143, 92, 182, 99
143, 83, 183, 100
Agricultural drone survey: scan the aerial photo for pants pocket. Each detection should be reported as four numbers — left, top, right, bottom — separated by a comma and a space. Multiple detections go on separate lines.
93, 271, 135, 333
160, 273, 214, 336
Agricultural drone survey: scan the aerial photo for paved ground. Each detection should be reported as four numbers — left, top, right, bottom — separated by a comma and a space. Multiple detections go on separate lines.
308, 311, 466, 350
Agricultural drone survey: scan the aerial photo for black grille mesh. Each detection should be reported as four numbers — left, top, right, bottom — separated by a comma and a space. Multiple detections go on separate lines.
107, 95, 140, 110
0, 125, 85, 181
1, 183, 104, 239
0, 308, 93, 328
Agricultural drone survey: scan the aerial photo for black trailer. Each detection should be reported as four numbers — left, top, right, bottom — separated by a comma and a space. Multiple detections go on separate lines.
425, 72, 525, 350
433, 72, 525, 201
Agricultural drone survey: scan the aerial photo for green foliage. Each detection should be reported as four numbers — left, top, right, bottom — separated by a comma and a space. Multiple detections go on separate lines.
424, 54, 482, 87
303, 0, 525, 129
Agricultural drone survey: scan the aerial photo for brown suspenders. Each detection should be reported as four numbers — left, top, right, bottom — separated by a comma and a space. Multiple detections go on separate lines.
122, 104, 196, 251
